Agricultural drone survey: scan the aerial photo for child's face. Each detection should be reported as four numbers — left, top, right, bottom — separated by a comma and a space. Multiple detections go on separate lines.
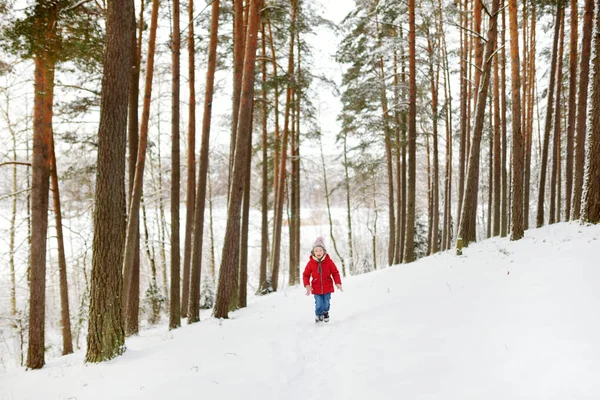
313, 247, 325, 258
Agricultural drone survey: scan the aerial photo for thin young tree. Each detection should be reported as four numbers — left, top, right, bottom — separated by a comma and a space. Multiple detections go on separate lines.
188, 0, 220, 323
181, 0, 196, 317
49, 131, 73, 355
86, 0, 133, 363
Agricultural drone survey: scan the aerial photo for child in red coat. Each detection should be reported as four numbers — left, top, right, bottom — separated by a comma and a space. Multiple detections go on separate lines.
303, 236, 342, 323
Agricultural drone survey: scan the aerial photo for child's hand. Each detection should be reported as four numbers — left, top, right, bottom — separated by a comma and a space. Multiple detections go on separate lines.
336, 284, 343, 292
305, 285, 312, 296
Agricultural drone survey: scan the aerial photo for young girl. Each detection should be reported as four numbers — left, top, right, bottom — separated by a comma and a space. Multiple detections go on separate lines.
303, 236, 342, 323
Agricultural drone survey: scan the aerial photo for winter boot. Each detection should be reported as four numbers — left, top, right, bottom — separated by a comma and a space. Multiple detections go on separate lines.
323, 312, 330, 323
315, 315, 324, 323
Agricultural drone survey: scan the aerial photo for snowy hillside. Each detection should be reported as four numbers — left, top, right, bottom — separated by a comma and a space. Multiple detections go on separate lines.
2, 222, 600, 400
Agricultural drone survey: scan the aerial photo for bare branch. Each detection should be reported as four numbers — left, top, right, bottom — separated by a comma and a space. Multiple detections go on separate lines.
0, 161, 31, 168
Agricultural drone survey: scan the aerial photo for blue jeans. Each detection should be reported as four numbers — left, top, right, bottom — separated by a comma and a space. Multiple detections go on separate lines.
314, 293, 331, 317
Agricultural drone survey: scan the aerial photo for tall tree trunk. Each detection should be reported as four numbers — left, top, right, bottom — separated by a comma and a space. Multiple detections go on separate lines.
522, 0, 530, 230
565, 0, 578, 220
457, 0, 499, 247
267, 18, 281, 201
581, 0, 600, 224
501, 1, 508, 238
573, 0, 595, 220
181, 0, 196, 318
536, 4, 563, 228
550, 14, 565, 225
9, 124, 18, 316
229, 0, 245, 195
426, 133, 433, 254
125, 0, 144, 336
258, 21, 269, 294
214, 0, 262, 318
457, 0, 468, 237
271, 0, 296, 289
169, 0, 182, 329
404, 0, 417, 263
377, 52, 396, 265
86, 0, 133, 363
508, 0, 524, 240
473, 0, 483, 98
122, 0, 160, 331
239, 115, 252, 307
493, 35, 501, 237
27, 1, 58, 369
50, 131, 73, 355
400, 26, 408, 262
293, 27, 301, 283
435, 0, 453, 250
487, 101, 493, 239
343, 133, 355, 273
188, 0, 220, 323
524, 1, 536, 230
427, 32, 440, 254
393, 43, 403, 263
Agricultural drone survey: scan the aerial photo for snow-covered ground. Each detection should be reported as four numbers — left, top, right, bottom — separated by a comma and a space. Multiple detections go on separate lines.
1, 222, 600, 400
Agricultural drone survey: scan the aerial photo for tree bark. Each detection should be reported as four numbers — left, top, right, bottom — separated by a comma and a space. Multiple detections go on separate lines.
169, 0, 181, 329
550, 13, 565, 225
214, 0, 262, 318
501, 1, 508, 238
536, 4, 563, 228
122, 0, 160, 330
50, 131, 73, 355
86, 0, 133, 363
181, 0, 196, 318
508, 0, 524, 240
188, 0, 220, 323
228, 0, 245, 197
271, 0, 296, 289
258, 21, 269, 294
404, 0, 417, 263
573, 0, 595, 220
239, 113, 252, 307
457, 0, 499, 247
493, 35, 501, 237
457, 0, 468, 238
581, 0, 600, 224
565, 0, 578, 220
125, 0, 144, 336
377, 51, 396, 265
27, 1, 58, 369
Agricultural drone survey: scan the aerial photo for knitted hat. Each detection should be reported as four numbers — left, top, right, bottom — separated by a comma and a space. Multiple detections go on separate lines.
311, 236, 326, 253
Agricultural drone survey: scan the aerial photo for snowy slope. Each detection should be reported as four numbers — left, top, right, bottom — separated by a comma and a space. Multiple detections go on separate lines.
2, 222, 600, 400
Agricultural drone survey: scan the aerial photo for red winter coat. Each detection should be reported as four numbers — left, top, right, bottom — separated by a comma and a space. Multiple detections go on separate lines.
302, 253, 342, 295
